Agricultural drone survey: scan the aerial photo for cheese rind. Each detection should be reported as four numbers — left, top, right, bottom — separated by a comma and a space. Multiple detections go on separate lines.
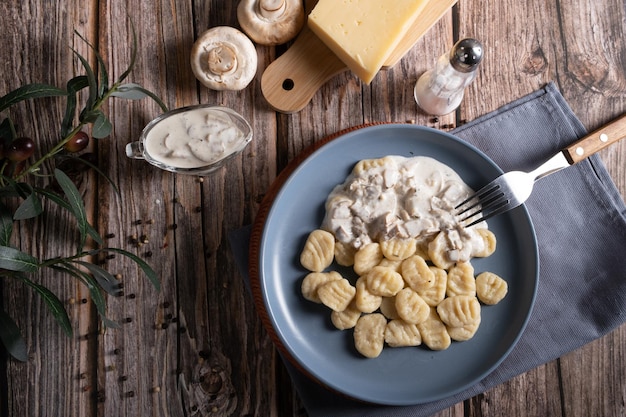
308, 0, 428, 84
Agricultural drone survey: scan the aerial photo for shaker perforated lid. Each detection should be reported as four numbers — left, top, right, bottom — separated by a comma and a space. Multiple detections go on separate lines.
450, 38, 483, 72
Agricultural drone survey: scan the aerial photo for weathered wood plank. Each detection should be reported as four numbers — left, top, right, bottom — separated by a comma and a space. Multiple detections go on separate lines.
458, 1, 626, 417
560, 330, 626, 417
553, 1, 626, 416
467, 363, 564, 416
0, 1, 99, 417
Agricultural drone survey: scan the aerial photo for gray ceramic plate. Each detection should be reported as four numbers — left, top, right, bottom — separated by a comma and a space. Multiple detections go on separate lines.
257, 124, 538, 405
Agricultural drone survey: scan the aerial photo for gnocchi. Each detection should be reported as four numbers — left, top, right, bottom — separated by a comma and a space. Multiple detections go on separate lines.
353, 242, 383, 275
417, 266, 447, 307
317, 278, 356, 312
416, 307, 451, 351
385, 319, 422, 347
472, 229, 497, 257
354, 313, 387, 358
427, 232, 456, 270
355, 276, 383, 313
476, 271, 508, 305
395, 288, 430, 324
447, 317, 481, 342
352, 156, 396, 175
446, 262, 476, 297
364, 266, 404, 297
377, 257, 403, 273
380, 237, 417, 261
331, 301, 362, 330
299, 229, 508, 357
401, 254, 435, 293
301, 271, 342, 303
299, 156, 510, 358
437, 295, 481, 328
300, 229, 335, 272
379, 296, 400, 320
334, 240, 357, 267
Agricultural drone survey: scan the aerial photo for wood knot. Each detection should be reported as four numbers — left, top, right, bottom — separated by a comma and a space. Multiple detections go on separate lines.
183, 353, 237, 414
567, 53, 609, 91
201, 370, 223, 395
521, 46, 548, 75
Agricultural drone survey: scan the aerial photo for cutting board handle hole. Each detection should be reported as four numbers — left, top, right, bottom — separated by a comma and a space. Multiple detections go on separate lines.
282, 79, 295, 91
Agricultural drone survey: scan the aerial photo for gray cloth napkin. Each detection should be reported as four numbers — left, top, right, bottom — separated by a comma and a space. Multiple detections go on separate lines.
229, 82, 626, 416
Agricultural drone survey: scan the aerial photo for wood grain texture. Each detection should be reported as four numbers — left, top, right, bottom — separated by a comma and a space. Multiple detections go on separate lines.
457, 1, 626, 417
0, 0, 624, 416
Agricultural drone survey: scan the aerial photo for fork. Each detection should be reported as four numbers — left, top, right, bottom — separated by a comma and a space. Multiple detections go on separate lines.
455, 113, 626, 227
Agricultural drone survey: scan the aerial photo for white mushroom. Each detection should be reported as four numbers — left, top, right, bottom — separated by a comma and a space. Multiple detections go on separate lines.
237, 0, 305, 46
190, 26, 258, 91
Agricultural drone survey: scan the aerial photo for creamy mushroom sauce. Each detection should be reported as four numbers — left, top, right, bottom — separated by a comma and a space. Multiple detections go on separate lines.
321, 155, 488, 263
144, 107, 247, 168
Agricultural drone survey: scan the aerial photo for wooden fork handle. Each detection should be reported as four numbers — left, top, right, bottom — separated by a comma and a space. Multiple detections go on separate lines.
563, 113, 626, 164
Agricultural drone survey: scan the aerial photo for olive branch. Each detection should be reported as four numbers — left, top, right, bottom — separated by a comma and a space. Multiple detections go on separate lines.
0, 23, 167, 361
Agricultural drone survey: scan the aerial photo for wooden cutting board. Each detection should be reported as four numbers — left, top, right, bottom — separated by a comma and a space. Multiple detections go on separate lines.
261, 0, 458, 113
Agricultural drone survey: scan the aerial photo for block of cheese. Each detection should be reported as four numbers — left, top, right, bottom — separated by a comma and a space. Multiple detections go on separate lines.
308, 0, 429, 84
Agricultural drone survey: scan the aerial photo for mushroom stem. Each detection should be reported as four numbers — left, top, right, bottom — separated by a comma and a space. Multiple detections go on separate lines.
191, 26, 257, 90
237, 0, 304, 45
258, 0, 286, 20
207, 44, 238, 76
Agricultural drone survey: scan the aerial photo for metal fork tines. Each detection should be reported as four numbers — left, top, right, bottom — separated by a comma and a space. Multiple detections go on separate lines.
453, 112, 626, 227
454, 172, 530, 228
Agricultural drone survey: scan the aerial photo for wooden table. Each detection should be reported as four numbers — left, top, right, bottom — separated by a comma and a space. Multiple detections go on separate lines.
1, 0, 624, 416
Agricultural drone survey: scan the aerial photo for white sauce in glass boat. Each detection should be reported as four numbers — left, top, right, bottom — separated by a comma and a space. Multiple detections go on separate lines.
144, 108, 247, 168
321, 155, 487, 263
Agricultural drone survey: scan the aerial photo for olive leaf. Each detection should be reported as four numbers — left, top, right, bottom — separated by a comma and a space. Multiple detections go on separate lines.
72, 260, 122, 296
0, 202, 14, 246
10, 181, 34, 200
111, 83, 168, 113
34, 187, 103, 246
18, 274, 73, 337
71, 49, 98, 113
0, 84, 67, 113
61, 75, 89, 137
53, 263, 120, 329
110, 83, 149, 100
0, 118, 17, 142
54, 155, 120, 197
0, 246, 39, 272
92, 112, 112, 139
79, 108, 102, 124
53, 169, 88, 250
13, 193, 43, 220
117, 19, 138, 84
73, 30, 109, 98
0, 309, 28, 361
104, 247, 160, 291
